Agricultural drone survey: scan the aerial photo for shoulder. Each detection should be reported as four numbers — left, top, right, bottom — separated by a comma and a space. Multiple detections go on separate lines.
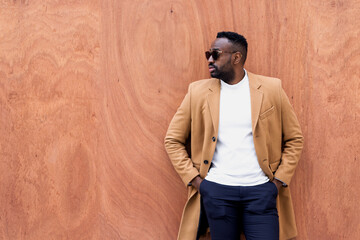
247, 71, 282, 92
188, 78, 219, 93
189, 78, 218, 88
249, 72, 281, 86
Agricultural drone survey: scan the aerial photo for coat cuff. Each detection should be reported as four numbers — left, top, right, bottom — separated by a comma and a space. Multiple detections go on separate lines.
183, 168, 200, 187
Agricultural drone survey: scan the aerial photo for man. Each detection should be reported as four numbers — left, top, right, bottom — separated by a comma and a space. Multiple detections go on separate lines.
165, 31, 303, 240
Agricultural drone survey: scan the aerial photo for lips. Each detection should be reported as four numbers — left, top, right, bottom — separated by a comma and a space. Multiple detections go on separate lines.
209, 65, 216, 73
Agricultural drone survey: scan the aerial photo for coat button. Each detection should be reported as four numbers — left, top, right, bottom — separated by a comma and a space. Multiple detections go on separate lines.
204, 160, 209, 164
212, 137, 216, 142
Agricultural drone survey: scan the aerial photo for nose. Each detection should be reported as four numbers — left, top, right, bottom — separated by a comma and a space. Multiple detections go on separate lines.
207, 55, 214, 64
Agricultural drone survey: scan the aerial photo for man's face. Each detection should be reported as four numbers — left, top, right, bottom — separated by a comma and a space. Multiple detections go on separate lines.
207, 38, 235, 82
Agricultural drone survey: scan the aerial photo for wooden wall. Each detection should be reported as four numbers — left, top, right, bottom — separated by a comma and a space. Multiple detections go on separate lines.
1, 0, 359, 239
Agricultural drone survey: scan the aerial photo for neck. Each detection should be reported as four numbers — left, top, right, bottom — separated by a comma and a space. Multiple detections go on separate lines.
226, 68, 245, 85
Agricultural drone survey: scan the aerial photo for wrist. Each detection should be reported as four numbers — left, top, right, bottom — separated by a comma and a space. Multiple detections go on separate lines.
273, 177, 287, 187
272, 179, 283, 190
191, 176, 201, 184
190, 176, 202, 189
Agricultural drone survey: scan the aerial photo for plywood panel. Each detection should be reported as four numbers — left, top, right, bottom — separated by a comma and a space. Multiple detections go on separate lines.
0, 0, 359, 239
0, 0, 101, 239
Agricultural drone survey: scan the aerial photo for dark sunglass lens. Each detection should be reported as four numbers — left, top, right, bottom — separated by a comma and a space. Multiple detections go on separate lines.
205, 51, 219, 60
212, 51, 219, 60
205, 51, 211, 60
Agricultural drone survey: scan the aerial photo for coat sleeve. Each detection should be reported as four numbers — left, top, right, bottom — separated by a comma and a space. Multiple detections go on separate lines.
274, 84, 304, 186
164, 84, 199, 186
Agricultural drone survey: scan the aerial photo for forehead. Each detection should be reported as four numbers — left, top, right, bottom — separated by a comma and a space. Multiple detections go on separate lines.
210, 38, 232, 50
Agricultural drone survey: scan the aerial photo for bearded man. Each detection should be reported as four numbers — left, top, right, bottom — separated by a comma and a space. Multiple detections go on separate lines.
165, 31, 303, 240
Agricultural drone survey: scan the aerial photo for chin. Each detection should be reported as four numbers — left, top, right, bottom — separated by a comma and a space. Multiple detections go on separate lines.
210, 72, 219, 78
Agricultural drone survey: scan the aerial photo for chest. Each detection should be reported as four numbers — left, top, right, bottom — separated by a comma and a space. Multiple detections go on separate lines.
218, 88, 252, 129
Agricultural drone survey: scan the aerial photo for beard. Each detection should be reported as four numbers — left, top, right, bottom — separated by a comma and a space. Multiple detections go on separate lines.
210, 65, 235, 84
209, 57, 235, 84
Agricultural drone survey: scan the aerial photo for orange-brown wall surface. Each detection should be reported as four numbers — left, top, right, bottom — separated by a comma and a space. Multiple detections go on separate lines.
1, 1, 359, 239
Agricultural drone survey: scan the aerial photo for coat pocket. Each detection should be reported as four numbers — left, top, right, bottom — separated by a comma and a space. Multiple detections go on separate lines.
260, 105, 275, 120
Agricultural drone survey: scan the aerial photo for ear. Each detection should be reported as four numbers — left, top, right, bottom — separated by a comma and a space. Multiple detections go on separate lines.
233, 52, 242, 65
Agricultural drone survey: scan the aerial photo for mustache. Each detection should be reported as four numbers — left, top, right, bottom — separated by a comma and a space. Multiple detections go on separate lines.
208, 64, 217, 69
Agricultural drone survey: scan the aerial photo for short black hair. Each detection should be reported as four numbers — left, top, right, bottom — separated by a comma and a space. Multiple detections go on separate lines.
216, 31, 248, 63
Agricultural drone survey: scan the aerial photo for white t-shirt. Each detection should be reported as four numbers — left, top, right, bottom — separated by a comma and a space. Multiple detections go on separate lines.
205, 70, 269, 186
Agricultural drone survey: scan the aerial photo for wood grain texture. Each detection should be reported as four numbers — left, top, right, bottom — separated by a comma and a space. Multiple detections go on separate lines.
1, 0, 359, 239
0, 0, 101, 239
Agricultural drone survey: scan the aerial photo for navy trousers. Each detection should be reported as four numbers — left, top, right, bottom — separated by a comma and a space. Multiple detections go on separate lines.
199, 179, 279, 240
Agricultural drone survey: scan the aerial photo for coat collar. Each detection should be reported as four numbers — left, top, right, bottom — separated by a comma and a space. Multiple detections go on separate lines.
206, 71, 263, 135
207, 79, 221, 135
248, 71, 263, 133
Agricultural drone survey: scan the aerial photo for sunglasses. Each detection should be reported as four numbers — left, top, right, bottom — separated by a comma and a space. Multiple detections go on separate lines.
205, 50, 237, 60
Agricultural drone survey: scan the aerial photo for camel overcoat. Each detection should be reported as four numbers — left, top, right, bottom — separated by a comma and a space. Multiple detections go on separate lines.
164, 72, 304, 240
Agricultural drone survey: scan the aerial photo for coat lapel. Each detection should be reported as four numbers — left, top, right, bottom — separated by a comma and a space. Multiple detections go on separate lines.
248, 72, 263, 133
206, 73, 263, 135
207, 79, 221, 136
